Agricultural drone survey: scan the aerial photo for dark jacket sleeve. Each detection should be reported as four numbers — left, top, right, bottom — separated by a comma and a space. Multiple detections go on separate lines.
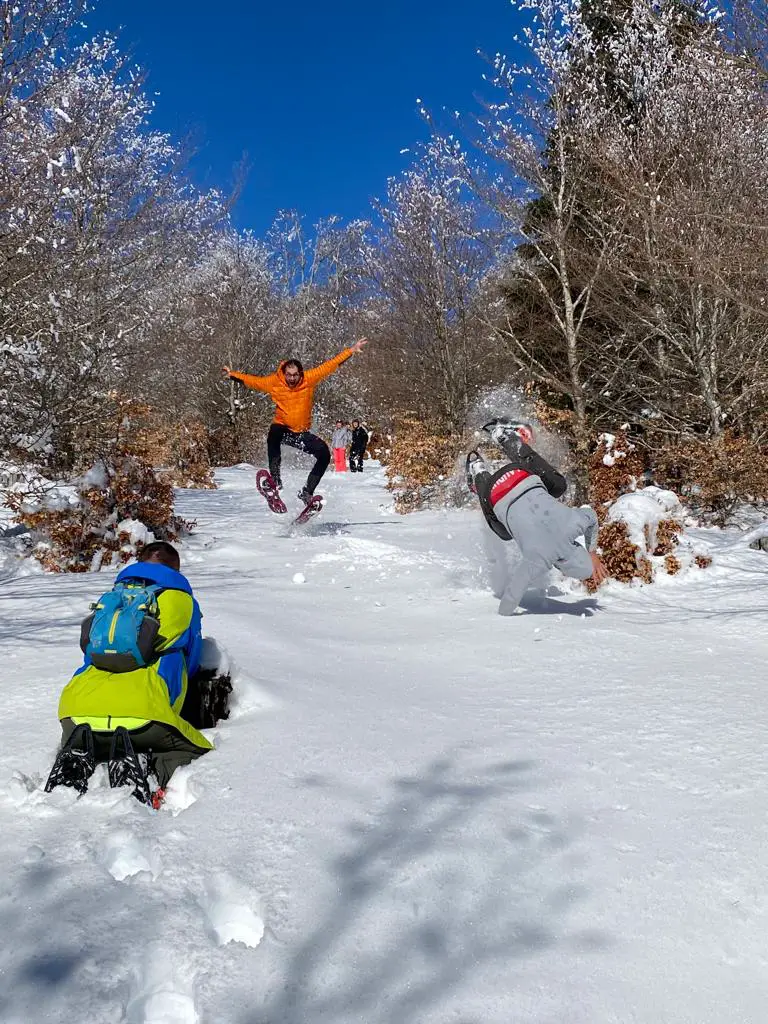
518, 443, 568, 498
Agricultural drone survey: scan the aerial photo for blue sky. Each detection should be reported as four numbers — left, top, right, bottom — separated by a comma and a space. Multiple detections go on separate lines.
87, 0, 519, 234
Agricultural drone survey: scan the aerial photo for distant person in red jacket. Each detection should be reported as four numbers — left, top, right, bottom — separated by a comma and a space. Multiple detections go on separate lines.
331, 421, 352, 472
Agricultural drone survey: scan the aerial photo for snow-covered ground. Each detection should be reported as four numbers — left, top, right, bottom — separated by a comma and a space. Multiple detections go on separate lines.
1, 463, 768, 1024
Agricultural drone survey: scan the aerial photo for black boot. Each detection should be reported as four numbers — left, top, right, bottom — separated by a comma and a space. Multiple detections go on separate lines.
269, 458, 283, 489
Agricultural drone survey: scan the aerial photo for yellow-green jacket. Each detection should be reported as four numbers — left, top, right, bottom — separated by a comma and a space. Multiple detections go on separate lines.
58, 562, 212, 751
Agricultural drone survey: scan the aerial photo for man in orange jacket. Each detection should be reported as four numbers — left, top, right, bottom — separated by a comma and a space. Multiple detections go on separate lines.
223, 338, 369, 501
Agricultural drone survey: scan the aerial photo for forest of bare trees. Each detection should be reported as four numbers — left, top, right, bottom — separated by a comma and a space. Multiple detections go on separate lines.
4, 0, 768, 528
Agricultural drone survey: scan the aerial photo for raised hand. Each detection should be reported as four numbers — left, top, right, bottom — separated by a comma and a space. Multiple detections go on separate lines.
222, 365, 232, 378
352, 337, 369, 354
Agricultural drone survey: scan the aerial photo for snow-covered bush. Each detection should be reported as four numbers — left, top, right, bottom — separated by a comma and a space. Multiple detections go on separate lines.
590, 486, 711, 589
366, 139, 500, 434
129, 413, 216, 490
72, 395, 216, 490
589, 431, 647, 523
6, 453, 192, 573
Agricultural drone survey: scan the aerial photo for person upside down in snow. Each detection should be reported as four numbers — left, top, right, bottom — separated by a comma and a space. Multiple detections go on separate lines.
466, 420, 608, 615
223, 338, 369, 503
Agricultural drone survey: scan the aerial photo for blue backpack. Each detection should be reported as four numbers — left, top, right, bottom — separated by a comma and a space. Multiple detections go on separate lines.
80, 580, 164, 673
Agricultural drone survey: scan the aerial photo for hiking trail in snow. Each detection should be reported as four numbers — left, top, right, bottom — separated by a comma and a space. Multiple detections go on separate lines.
1, 463, 767, 1023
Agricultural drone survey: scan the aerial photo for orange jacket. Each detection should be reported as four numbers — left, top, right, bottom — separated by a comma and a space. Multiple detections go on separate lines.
229, 348, 354, 433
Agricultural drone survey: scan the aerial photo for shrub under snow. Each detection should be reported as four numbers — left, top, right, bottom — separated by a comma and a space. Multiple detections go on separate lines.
6, 453, 193, 573
592, 486, 711, 588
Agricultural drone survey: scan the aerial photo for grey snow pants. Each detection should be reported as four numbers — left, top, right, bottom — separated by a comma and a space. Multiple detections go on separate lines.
491, 486, 598, 615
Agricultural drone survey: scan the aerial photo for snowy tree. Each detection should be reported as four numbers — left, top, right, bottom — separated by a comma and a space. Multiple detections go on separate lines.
583, 1, 768, 441
146, 231, 282, 457
258, 211, 372, 429
367, 139, 500, 433
470, 0, 768, 479
0, 13, 224, 472
472, 0, 630, 479
146, 215, 372, 462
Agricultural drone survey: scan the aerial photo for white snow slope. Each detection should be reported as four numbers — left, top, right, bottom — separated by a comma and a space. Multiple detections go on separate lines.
1, 463, 768, 1024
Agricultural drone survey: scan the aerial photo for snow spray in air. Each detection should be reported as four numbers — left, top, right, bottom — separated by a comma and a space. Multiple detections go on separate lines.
452, 383, 574, 492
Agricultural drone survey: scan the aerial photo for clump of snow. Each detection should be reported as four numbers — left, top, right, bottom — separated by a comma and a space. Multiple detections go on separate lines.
117, 518, 155, 549
201, 873, 265, 949
99, 830, 158, 881
598, 430, 635, 468
292, 572, 306, 584
198, 637, 230, 676
78, 461, 110, 490
606, 486, 683, 553
162, 764, 203, 816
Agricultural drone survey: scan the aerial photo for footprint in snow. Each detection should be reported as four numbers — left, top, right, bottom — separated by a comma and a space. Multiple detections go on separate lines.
99, 829, 160, 882
200, 871, 265, 949
125, 943, 198, 1024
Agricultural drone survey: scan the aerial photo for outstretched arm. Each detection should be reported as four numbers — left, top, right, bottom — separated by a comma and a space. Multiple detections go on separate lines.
223, 365, 277, 393
304, 338, 370, 385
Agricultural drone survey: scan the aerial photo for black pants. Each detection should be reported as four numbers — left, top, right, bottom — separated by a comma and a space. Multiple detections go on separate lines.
61, 718, 207, 788
349, 449, 365, 472
267, 423, 331, 494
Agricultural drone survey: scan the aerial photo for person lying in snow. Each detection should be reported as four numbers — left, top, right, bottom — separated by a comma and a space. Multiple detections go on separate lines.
49, 542, 224, 805
466, 420, 607, 615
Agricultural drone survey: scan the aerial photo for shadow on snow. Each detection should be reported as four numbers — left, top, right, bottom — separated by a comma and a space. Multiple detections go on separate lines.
241, 755, 608, 1024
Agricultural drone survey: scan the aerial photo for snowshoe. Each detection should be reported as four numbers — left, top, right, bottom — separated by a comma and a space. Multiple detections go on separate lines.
45, 723, 96, 796
465, 450, 513, 542
465, 450, 487, 494
108, 726, 153, 807
481, 419, 534, 446
256, 469, 288, 514
294, 490, 324, 525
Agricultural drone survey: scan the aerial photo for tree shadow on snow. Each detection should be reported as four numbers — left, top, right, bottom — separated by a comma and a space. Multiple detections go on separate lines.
242, 755, 608, 1024
0, 852, 137, 1021
0, 581, 89, 645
